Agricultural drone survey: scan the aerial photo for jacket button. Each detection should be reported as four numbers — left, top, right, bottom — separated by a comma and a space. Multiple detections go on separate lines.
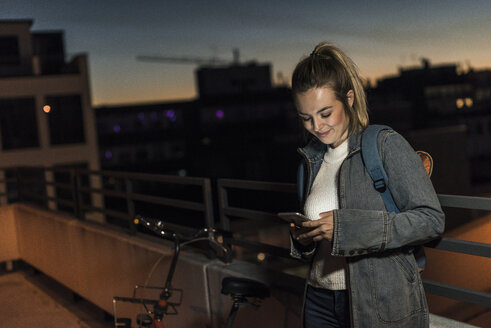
349, 250, 355, 255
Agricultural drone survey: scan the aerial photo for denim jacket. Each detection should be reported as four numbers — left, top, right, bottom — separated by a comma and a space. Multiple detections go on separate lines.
291, 128, 445, 328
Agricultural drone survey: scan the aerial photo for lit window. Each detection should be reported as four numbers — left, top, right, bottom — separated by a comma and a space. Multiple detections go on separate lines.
465, 98, 473, 107
456, 99, 464, 109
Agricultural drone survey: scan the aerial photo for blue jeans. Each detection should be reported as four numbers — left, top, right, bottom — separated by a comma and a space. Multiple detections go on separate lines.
304, 285, 350, 328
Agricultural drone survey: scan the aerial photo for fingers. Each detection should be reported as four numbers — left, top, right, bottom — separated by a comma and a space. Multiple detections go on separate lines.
298, 217, 334, 241
291, 211, 334, 242
290, 222, 314, 246
298, 227, 323, 240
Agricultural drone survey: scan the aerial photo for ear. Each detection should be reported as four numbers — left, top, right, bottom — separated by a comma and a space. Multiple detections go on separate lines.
347, 90, 354, 108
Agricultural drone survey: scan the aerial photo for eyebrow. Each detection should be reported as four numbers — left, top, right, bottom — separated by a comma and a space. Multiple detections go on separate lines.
298, 106, 332, 116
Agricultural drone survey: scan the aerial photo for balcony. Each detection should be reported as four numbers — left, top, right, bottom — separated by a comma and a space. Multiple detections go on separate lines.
0, 167, 489, 327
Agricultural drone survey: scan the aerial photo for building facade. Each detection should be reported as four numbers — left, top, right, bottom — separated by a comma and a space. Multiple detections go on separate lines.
0, 20, 101, 212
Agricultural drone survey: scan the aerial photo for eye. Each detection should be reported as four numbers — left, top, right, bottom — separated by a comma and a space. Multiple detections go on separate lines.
298, 115, 311, 122
321, 113, 331, 119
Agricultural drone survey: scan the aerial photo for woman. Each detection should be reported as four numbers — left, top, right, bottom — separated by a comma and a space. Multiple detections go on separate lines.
289, 42, 445, 328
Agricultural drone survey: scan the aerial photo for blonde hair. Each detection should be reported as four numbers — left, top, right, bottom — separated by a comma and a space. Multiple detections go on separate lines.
292, 42, 369, 135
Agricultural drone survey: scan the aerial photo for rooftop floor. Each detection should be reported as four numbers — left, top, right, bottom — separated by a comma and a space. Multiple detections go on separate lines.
0, 263, 487, 328
0, 264, 112, 328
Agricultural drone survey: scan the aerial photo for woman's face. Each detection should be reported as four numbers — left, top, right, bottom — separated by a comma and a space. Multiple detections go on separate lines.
295, 87, 353, 148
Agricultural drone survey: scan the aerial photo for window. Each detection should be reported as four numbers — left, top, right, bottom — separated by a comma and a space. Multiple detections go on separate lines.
45, 95, 85, 145
0, 36, 20, 66
0, 97, 39, 150
32, 32, 65, 75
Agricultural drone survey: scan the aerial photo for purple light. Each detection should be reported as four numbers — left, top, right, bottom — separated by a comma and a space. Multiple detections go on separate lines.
113, 124, 121, 133
138, 112, 145, 121
166, 110, 176, 119
216, 110, 224, 119
105, 151, 113, 159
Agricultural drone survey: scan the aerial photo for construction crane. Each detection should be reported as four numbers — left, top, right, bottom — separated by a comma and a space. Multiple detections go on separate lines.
136, 48, 240, 66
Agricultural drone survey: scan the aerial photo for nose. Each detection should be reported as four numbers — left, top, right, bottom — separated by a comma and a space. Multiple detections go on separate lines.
312, 118, 322, 132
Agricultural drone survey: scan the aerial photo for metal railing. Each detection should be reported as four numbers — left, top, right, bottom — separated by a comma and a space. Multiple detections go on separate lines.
217, 178, 491, 310
0, 167, 490, 310
0, 166, 214, 235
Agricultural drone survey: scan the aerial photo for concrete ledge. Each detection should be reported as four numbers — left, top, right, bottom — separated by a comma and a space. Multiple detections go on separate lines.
5, 204, 302, 327
0, 205, 19, 262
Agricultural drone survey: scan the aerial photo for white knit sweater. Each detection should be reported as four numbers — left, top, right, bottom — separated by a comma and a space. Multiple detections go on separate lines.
304, 138, 349, 290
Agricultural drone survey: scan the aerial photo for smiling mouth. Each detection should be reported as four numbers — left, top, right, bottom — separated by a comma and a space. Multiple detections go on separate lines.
317, 130, 331, 137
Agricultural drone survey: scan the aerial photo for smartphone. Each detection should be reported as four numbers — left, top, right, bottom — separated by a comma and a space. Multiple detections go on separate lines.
278, 212, 310, 227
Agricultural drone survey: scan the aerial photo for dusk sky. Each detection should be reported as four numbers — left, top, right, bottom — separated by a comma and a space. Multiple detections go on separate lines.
2, 0, 491, 106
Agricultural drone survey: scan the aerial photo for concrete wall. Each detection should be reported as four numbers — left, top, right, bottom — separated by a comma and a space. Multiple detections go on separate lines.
1, 203, 303, 327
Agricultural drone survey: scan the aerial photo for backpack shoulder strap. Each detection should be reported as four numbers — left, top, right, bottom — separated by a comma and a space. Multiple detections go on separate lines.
362, 125, 427, 270
361, 125, 400, 214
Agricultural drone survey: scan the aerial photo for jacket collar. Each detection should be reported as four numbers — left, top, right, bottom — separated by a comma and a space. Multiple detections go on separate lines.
297, 131, 362, 162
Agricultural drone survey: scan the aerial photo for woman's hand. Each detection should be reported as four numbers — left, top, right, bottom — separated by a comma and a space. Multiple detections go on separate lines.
289, 223, 314, 246
297, 211, 334, 242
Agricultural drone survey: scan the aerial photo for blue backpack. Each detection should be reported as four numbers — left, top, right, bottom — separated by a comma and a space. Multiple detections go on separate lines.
297, 125, 430, 269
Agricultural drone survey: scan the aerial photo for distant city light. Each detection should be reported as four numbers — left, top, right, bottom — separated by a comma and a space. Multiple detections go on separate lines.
43, 105, 51, 113
216, 110, 224, 119
113, 124, 121, 133
105, 151, 112, 159
456, 98, 464, 109
465, 98, 473, 107
257, 253, 266, 261
166, 110, 177, 122
138, 112, 145, 121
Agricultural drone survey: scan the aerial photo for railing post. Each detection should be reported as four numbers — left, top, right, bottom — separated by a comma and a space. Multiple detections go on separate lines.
15, 167, 23, 202
0, 169, 6, 205
71, 169, 81, 219
125, 177, 137, 234
217, 180, 230, 231
76, 170, 86, 220
217, 179, 232, 262
202, 178, 215, 228
44, 168, 57, 211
